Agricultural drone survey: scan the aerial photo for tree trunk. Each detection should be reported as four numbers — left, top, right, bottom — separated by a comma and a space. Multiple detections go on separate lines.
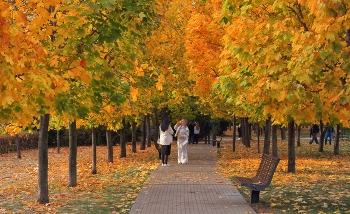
287, 120, 296, 173
146, 114, 151, 147
334, 124, 340, 155
280, 127, 286, 140
257, 123, 260, 153
318, 120, 324, 152
140, 115, 146, 150
91, 127, 97, 174
68, 120, 77, 187
120, 119, 126, 158
296, 125, 301, 147
57, 129, 60, 154
37, 114, 50, 204
242, 117, 250, 147
232, 115, 236, 152
106, 130, 113, 163
272, 125, 278, 157
16, 134, 21, 158
263, 117, 271, 155
153, 108, 160, 150
131, 121, 137, 153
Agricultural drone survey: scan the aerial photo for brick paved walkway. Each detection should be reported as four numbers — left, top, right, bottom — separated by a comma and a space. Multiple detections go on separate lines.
129, 142, 256, 214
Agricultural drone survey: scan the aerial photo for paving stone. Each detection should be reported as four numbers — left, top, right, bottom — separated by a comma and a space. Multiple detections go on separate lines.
129, 142, 256, 214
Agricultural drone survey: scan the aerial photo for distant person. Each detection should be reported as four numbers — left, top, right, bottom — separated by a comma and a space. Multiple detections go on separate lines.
174, 119, 189, 164
204, 121, 212, 144
309, 124, 320, 145
324, 122, 335, 145
193, 122, 200, 144
159, 116, 174, 166
188, 121, 195, 144
238, 124, 242, 140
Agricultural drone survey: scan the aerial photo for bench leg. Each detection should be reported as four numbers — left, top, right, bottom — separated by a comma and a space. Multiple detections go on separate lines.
250, 189, 260, 204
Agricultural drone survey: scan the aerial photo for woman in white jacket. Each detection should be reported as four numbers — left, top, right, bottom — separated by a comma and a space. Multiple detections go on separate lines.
174, 119, 189, 164
159, 116, 174, 166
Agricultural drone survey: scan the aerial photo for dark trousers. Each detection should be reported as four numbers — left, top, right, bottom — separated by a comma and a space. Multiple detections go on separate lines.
193, 134, 199, 144
204, 133, 210, 144
309, 133, 318, 144
189, 133, 194, 144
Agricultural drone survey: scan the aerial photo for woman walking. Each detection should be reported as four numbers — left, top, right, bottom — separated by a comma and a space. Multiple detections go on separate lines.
174, 119, 189, 164
159, 116, 174, 166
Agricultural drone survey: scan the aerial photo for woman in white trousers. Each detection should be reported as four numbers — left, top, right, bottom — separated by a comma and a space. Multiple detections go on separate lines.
174, 119, 189, 164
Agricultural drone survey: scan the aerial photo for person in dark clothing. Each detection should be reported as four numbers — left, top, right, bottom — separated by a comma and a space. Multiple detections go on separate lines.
237, 124, 242, 140
309, 124, 320, 145
188, 121, 195, 144
204, 121, 212, 144
324, 122, 335, 145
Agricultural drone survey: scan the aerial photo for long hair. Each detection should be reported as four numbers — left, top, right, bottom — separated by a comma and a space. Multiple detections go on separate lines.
160, 115, 170, 132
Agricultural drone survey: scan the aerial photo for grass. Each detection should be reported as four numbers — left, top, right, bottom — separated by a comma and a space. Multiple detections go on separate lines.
0, 145, 159, 213
217, 136, 350, 214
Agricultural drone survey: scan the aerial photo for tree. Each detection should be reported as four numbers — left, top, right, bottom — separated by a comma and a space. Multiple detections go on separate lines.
68, 120, 77, 187
37, 114, 50, 204
91, 127, 97, 174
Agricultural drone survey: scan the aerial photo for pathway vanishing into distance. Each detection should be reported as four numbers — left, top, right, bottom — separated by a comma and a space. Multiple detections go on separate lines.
129, 141, 256, 214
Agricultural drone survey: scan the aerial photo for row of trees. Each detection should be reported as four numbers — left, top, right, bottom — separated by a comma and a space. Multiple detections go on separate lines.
1, 0, 350, 205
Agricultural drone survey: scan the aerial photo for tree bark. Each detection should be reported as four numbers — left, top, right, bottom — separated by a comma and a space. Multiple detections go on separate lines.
140, 115, 146, 150
318, 120, 324, 152
146, 114, 151, 147
68, 120, 77, 187
280, 127, 286, 140
242, 117, 250, 147
37, 114, 50, 204
257, 123, 260, 153
16, 134, 21, 158
120, 119, 126, 158
57, 129, 60, 154
131, 121, 137, 153
334, 124, 340, 155
106, 130, 113, 163
153, 108, 160, 150
272, 125, 278, 157
91, 127, 97, 174
296, 125, 301, 147
232, 115, 236, 152
287, 120, 296, 173
263, 117, 271, 155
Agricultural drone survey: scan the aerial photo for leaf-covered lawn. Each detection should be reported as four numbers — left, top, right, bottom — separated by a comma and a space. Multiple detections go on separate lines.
217, 140, 350, 214
0, 145, 159, 213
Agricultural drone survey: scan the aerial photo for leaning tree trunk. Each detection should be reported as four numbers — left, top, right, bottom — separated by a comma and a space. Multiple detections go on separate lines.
131, 121, 137, 153
68, 120, 77, 187
334, 124, 340, 155
296, 125, 301, 147
263, 117, 271, 155
106, 130, 113, 163
140, 115, 146, 150
272, 125, 278, 157
280, 127, 286, 140
15, 134, 21, 159
57, 129, 60, 154
91, 127, 97, 174
287, 120, 296, 173
37, 114, 50, 204
232, 115, 236, 152
146, 114, 151, 147
120, 119, 126, 158
242, 117, 250, 147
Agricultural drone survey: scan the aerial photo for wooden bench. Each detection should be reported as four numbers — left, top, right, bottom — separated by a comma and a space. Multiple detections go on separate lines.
233, 154, 280, 204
